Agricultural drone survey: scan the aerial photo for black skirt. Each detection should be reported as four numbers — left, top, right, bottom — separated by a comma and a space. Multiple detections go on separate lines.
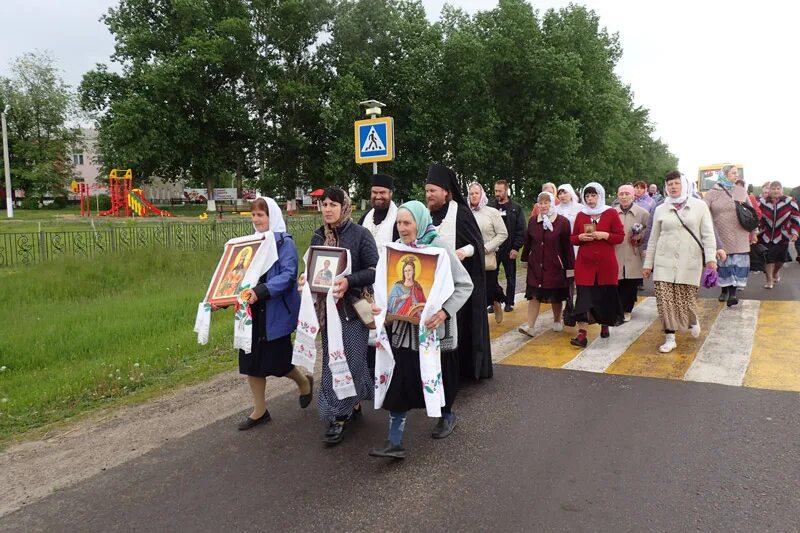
525, 285, 569, 303
573, 284, 624, 327
382, 347, 459, 412
239, 334, 294, 378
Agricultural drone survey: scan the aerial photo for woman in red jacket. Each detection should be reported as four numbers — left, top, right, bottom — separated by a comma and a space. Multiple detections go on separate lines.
570, 182, 626, 347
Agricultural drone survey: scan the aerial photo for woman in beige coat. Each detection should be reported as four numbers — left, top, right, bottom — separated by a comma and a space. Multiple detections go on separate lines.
614, 184, 649, 322
469, 182, 509, 323
643, 171, 718, 353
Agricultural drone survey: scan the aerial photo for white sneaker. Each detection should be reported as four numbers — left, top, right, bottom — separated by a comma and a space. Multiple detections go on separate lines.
552, 322, 564, 332
623, 312, 632, 322
689, 323, 701, 338
518, 324, 535, 338
659, 334, 677, 353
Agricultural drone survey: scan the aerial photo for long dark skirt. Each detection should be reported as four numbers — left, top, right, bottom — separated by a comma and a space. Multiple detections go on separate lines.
239, 334, 293, 378
383, 347, 459, 413
617, 278, 642, 313
573, 284, 624, 327
485, 268, 506, 306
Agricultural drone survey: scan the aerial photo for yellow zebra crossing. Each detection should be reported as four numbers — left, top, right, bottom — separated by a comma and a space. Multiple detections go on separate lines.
489, 297, 800, 393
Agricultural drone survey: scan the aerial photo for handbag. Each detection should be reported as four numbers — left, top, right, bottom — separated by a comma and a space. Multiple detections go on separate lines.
673, 210, 718, 288
347, 289, 376, 330
721, 187, 759, 232
484, 251, 497, 271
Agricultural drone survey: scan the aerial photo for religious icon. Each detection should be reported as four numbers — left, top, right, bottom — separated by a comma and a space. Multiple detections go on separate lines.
307, 246, 348, 294
204, 236, 264, 307
583, 223, 597, 234
385, 249, 439, 324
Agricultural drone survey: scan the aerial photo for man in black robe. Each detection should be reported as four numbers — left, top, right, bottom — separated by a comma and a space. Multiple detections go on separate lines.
425, 164, 493, 384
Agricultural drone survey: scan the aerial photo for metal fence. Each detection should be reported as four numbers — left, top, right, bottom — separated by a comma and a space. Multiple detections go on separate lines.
0, 216, 322, 267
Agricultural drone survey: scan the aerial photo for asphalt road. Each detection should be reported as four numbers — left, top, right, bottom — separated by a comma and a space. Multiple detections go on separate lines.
3, 366, 799, 531
3, 254, 799, 532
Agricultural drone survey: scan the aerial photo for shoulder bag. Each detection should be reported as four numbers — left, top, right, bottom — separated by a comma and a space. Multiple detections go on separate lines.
673, 210, 718, 288
720, 187, 759, 232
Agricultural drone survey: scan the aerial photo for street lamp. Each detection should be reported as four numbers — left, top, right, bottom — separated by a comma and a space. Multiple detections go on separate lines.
1, 104, 12, 218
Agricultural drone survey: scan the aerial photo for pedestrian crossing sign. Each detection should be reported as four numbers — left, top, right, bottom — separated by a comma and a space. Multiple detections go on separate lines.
354, 117, 394, 164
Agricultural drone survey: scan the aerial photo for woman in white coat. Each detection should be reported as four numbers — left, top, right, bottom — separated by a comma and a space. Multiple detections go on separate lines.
469, 182, 509, 323
643, 171, 718, 353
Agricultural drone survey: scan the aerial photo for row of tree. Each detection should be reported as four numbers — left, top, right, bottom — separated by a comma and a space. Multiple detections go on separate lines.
3, 0, 679, 203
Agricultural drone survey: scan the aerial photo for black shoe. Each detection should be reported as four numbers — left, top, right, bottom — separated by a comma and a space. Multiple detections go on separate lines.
350, 404, 363, 421
369, 440, 406, 459
504, 304, 514, 312
718, 287, 728, 302
299, 375, 314, 409
323, 419, 346, 446
431, 413, 457, 439
486, 305, 494, 314
570, 335, 588, 348
726, 293, 739, 307
237, 409, 271, 430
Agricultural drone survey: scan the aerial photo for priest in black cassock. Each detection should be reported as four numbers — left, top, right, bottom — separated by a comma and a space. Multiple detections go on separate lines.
425, 163, 493, 381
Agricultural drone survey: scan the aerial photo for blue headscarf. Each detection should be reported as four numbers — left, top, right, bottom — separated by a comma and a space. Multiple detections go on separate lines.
398, 200, 439, 245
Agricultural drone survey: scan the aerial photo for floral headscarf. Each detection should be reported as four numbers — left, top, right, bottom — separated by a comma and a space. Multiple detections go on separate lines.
322, 188, 353, 246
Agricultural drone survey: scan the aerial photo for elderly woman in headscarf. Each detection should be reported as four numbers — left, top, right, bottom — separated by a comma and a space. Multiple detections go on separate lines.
530, 182, 559, 219
569, 182, 626, 347
518, 191, 574, 337
704, 164, 757, 305
468, 182, 508, 324
614, 184, 650, 321
303, 187, 378, 445
211, 197, 313, 430
368, 201, 473, 459
643, 171, 718, 353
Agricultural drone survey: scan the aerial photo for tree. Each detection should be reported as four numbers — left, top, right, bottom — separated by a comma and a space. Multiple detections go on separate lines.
80, 0, 256, 208
0, 52, 80, 198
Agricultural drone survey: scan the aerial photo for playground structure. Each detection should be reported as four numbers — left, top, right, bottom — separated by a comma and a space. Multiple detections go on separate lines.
98, 169, 171, 217
72, 181, 93, 216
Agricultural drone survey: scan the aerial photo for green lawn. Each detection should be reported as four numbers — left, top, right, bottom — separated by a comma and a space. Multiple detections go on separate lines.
0, 231, 312, 446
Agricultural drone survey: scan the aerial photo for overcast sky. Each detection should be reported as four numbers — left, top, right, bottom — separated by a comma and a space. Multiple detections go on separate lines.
2, 0, 798, 186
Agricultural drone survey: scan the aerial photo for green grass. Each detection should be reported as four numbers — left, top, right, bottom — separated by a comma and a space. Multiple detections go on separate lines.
0, 231, 312, 446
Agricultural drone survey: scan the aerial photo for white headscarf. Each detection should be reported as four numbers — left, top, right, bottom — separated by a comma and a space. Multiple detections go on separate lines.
536, 191, 556, 231
555, 184, 582, 220
253, 195, 287, 235
579, 182, 613, 216
468, 182, 489, 212
664, 174, 692, 205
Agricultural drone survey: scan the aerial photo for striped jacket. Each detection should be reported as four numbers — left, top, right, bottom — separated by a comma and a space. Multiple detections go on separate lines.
758, 196, 800, 244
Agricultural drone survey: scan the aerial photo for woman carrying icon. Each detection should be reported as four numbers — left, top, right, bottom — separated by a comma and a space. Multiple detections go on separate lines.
369, 200, 473, 459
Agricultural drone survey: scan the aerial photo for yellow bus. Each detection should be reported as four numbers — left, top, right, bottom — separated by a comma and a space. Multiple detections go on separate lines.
697, 163, 744, 193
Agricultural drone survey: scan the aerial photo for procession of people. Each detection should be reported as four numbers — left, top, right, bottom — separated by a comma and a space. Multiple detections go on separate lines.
203, 164, 799, 460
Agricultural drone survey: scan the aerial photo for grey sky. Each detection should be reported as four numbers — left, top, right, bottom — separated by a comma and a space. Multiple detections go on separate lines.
2, 0, 798, 187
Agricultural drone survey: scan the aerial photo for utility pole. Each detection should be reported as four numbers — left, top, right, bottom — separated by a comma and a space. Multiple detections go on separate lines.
1, 105, 12, 218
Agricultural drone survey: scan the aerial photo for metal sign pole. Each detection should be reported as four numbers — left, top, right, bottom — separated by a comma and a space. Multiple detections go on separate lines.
2, 106, 13, 218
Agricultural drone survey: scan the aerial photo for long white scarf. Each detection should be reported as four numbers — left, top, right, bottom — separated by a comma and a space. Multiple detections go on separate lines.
580, 182, 614, 216
292, 249, 357, 400
434, 200, 459, 249
363, 201, 398, 246
373, 242, 454, 417
194, 232, 279, 354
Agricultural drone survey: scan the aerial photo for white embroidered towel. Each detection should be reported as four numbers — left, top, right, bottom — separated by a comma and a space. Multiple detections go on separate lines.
373, 242, 454, 417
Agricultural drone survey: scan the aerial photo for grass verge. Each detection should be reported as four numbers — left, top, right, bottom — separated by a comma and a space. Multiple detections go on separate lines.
0, 231, 311, 447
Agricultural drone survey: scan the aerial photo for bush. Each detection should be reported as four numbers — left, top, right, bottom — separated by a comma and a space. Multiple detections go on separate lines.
96, 194, 112, 211
21, 196, 40, 209
48, 196, 68, 209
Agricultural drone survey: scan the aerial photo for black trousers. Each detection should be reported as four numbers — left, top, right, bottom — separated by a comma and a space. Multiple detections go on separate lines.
497, 251, 517, 306
485, 268, 506, 306
617, 278, 642, 313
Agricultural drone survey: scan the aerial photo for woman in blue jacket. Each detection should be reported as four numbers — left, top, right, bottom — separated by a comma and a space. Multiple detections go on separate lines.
228, 197, 313, 430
